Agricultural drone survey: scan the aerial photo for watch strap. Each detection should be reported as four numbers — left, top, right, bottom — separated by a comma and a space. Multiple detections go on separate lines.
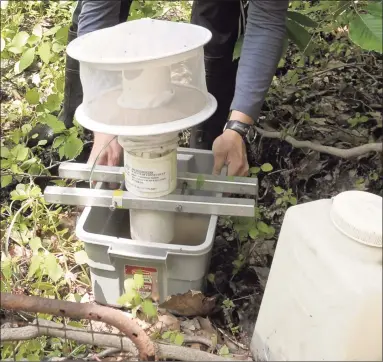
224, 120, 250, 138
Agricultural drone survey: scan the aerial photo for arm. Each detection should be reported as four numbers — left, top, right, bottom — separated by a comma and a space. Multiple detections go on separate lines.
230, 0, 289, 125
77, 0, 124, 37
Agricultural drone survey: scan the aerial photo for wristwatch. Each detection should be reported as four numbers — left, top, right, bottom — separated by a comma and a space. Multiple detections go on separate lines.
223, 120, 257, 143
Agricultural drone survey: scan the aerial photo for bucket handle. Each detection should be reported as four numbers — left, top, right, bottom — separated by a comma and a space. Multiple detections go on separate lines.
108, 245, 168, 262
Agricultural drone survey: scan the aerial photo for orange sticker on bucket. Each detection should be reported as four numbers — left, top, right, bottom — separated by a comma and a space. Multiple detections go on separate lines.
124, 265, 159, 300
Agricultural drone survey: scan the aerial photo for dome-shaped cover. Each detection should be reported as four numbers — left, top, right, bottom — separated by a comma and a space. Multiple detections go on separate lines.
66, 18, 217, 136
330, 190, 382, 247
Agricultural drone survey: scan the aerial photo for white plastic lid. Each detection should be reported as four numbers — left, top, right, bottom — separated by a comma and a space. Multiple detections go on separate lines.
66, 18, 212, 70
330, 190, 382, 247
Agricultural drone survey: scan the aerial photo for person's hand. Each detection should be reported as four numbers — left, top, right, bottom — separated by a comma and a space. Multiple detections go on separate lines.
212, 111, 253, 177
88, 132, 122, 167
88, 132, 123, 189
212, 129, 249, 177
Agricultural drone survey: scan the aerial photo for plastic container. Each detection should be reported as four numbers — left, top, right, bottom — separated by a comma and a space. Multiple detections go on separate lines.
251, 190, 382, 361
75, 149, 219, 305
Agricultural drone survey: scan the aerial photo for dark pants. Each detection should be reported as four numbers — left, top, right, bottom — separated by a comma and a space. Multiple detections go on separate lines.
62, 0, 246, 151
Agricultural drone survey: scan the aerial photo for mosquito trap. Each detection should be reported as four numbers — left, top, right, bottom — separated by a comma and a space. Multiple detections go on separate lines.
44, 19, 258, 305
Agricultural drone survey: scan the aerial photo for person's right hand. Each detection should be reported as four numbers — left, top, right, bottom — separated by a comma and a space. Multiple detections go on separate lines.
88, 132, 123, 189
88, 132, 122, 167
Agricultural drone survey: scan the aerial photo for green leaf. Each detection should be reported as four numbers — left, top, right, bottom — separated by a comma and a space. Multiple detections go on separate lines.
44, 253, 64, 282
196, 174, 205, 190
207, 273, 215, 283
249, 166, 260, 175
141, 300, 157, 317
249, 227, 259, 240
349, 13, 383, 53
25, 88, 40, 105
12, 145, 29, 161
55, 26, 69, 44
38, 42, 51, 64
74, 250, 89, 265
174, 333, 184, 346
286, 19, 314, 54
233, 35, 244, 60
274, 186, 284, 194
52, 135, 66, 149
116, 293, 131, 306
32, 24, 43, 38
52, 42, 65, 53
1, 175, 12, 188
134, 273, 145, 289
218, 345, 230, 356
30, 237, 42, 252
45, 94, 61, 112
124, 278, 136, 294
9, 31, 29, 54
368, 1, 383, 17
1, 37, 5, 52
257, 221, 270, 234
1, 257, 12, 279
1, 146, 10, 159
261, 163, 273, 172
64, 136, 83, 159
276, 198, 283, 206
28, 255, 43, 279
289, 196, 298, 205
42, 114, 65, 133
287, 10, 318, 27
161, 331, 172, 340
19, 47, 35, 73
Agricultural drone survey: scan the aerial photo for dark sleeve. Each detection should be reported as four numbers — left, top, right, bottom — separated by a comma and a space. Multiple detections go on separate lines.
230, 0, 289, 122
77, 0, 123, 37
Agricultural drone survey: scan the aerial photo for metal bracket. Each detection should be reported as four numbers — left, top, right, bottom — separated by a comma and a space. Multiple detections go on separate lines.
57, 162, 258, 196
43, 161, 258, 218
44, 186, 255, 217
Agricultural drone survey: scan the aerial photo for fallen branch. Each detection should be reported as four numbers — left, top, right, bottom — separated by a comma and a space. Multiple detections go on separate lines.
255, 127, 382, 158
0, 293, 155, 361
0, 319, 249, 361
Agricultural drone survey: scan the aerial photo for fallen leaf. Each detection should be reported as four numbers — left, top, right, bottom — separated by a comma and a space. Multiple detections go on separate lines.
159, 290, 216, 317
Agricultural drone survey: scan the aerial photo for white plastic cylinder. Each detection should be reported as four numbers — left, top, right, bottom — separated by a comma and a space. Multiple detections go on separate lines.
118, 133, 178, 244
251, 191, 382, 361
118, 66, 174, 109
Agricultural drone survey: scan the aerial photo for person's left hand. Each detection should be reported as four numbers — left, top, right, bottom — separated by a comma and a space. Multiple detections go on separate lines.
212, 128, 249, 177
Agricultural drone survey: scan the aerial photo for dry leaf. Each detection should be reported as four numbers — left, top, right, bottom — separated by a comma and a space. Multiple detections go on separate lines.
159, 290, 216, 317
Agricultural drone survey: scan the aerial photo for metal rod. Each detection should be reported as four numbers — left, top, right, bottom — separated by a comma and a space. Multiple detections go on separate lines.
44, 186, 255, 217
58, 162, 258, 196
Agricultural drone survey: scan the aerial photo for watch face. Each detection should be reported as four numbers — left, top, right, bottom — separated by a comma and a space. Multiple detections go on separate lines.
246, 127, 257, 143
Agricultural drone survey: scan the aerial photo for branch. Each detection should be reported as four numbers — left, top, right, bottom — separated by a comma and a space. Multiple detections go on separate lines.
255, 127, 382, 158
0, 293, 155, 361
0, 319, 249, 362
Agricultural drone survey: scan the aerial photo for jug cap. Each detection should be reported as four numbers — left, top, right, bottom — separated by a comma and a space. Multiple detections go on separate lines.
330, 190, 382, 248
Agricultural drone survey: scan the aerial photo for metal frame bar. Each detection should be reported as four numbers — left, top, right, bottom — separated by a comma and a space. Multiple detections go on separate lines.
44, 186, 255, 217
58, 162, 258, 196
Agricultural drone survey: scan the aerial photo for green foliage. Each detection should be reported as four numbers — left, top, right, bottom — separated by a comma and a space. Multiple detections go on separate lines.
161, 330, 185, 346
234, 0, 383, 61
117, 272, 157, 319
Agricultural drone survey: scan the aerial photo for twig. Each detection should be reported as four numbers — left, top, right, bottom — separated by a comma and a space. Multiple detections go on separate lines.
0, 293, 155, 361
255, 126, 382, 158
0, 319, 245, 361
218, 327, 248, 351
84, 347, 122, 361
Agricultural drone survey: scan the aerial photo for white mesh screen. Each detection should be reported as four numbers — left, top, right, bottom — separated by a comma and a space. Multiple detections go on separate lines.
68, 19, 213, 134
